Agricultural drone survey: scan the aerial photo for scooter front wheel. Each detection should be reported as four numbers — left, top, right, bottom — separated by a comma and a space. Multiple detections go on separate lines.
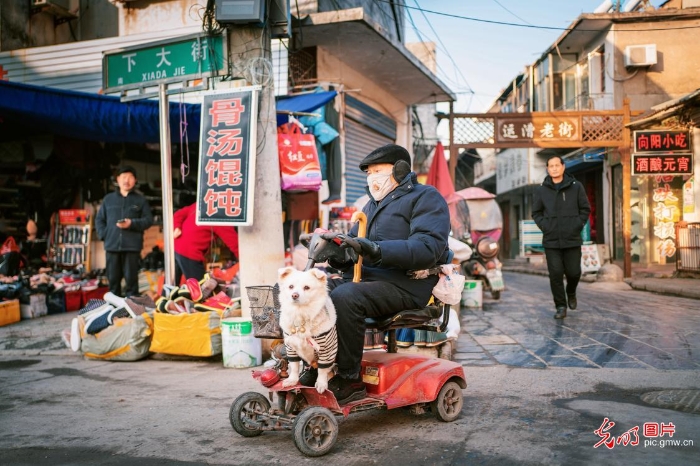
292, 406, 338, 457
491, 290, 501, 300
230, 391, 271, 437
431, 381, 464, 422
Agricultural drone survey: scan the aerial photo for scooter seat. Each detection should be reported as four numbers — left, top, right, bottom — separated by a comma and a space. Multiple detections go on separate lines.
365, 305, 441, 331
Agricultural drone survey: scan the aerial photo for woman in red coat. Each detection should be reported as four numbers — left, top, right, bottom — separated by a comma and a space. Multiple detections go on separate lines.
173, 203, 239, 283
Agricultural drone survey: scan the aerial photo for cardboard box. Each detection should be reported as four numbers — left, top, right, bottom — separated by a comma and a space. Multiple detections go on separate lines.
0, 299, 21, 327
20, 294, 48, 319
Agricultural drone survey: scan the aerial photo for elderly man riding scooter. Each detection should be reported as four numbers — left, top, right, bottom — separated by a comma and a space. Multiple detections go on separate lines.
301, 144, 451, 405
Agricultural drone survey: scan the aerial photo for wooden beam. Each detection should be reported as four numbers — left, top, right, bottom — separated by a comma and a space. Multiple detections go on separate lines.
449, 101, 456, 185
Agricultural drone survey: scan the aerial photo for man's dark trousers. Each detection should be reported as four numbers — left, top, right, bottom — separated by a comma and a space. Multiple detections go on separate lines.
544, 247, 582, 308
106, 251, 141, 297
328, 279, 418, 379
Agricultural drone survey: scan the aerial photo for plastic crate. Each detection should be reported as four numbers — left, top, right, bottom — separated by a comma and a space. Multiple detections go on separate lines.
80, 287, 108, 307
0, 299, 21, 327
65, 290, 82, 312
245, 284, 282, 339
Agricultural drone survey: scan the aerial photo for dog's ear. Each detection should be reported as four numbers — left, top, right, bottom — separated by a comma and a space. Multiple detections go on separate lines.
278, 266, 295, 282
309, 268, 327, 283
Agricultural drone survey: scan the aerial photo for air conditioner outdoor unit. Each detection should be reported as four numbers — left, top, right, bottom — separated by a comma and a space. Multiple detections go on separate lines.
624, 44, 657, 67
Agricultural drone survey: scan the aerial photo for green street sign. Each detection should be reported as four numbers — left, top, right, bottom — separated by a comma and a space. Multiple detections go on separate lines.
103, 33, 225, 92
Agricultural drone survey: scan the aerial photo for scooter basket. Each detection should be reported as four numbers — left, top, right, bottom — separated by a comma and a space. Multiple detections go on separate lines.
246, 284, 282, 339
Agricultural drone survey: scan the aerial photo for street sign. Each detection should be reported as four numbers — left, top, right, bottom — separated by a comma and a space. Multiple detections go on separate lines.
196, 86, 260, 226
103, 33, 225, 93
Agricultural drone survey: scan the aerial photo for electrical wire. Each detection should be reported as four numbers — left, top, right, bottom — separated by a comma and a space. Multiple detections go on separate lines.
376, 0, 700, 32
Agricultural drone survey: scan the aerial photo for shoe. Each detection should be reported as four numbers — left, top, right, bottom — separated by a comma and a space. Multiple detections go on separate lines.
70, 318, 81, 352
425, 331, 448, 347
396, 328, 414, 347
107, 307, 131, 324
414, 329, 427, 347
328, 375, 367, 405
104, 292, 137, 317
193, 291, 233, 312
199, 274, 218, 301
124, 298, 147, 316
299, 367, 318, 387
567, 295, 577, 310
554, 306, 567, 319
77, 299, 110, 317
84, 307, 113, 335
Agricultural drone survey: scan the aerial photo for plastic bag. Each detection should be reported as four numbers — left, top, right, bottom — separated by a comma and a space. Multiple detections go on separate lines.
432, 264, 466, 305
278, 123, 322, 192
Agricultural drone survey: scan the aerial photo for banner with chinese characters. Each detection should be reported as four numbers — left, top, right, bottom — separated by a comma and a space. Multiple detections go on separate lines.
632, 154, 693, 175
496, 148, 529, 195
651, 176, 682, 259
497, 116, 580, 144
196, 86, 260, 226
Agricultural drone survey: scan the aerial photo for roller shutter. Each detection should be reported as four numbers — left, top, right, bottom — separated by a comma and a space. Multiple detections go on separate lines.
344, 96, 396, 205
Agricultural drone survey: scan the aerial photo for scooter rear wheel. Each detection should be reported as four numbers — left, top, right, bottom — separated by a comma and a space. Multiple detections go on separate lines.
230, 392, 271, 437
292, 406, 338, 457
431, 381, 463, 422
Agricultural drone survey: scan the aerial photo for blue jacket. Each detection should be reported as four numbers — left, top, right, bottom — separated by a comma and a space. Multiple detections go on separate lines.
346, 173, 451, 307
532, 172, 591, 249
95, 190, 153, 253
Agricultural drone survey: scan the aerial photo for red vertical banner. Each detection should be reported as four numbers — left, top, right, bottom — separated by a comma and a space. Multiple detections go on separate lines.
196, 86, 260, 226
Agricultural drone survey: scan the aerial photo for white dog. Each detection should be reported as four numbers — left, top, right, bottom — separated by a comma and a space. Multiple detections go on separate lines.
277, 266, 337, 394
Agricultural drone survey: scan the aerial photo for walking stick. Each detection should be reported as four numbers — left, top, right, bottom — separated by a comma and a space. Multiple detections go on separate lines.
350, 211, 367, 283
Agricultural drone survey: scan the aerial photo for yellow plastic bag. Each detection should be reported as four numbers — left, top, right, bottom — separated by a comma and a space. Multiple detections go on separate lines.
150, 310, 223, 357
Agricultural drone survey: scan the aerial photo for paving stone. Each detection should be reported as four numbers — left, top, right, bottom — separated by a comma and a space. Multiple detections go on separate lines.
473, 335, 517, 345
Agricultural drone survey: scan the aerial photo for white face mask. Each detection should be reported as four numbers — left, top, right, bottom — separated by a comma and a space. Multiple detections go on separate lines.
367, 172, 395, 201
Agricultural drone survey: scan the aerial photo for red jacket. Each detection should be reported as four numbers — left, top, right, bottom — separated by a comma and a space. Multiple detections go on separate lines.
173, 204, 239, 262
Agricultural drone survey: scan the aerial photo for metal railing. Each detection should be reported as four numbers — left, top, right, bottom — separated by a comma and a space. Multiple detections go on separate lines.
676, 223, 700, 273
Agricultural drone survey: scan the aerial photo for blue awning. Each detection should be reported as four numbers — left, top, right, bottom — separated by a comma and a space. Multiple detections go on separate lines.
0, 80, 201, 144
275, 90, 337, 126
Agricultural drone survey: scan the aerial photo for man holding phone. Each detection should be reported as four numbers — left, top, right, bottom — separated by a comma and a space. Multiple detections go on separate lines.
95, 165, 153, 297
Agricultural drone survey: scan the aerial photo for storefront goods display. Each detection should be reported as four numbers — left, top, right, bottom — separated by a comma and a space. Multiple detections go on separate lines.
278, 122, 322, 192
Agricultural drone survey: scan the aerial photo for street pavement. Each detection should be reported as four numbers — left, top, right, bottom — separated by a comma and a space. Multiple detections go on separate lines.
0, 272, 698, 465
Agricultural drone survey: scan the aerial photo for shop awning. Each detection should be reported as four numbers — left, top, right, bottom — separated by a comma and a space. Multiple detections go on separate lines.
0, 80, 201, 144
275, 90, 337, 126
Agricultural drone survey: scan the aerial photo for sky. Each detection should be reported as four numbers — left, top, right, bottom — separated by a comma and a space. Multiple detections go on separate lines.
402, 0, 654, 113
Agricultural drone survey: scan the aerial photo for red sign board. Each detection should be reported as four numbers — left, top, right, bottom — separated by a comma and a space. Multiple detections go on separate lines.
633, 130, 691, 154
59, 209, 90, 224
196, 86, 260, 226
632, 154, 693, 176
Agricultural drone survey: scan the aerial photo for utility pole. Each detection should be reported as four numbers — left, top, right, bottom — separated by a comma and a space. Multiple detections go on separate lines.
226, 27, 285, 354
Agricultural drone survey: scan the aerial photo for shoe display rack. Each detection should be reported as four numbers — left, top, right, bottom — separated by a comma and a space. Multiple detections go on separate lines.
49, 209, 92, 272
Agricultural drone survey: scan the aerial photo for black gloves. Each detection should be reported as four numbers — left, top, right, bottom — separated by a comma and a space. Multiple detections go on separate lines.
340, 236, 382, 264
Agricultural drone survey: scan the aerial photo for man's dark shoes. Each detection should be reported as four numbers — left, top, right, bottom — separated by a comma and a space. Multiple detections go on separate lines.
328, 375, 367, 405
567, 294, 577, 310
554, 306, 567, 319
299, 367, 318, 387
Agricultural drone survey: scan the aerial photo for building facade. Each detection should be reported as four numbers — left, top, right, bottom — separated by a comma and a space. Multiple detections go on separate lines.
479, 0, 700, 267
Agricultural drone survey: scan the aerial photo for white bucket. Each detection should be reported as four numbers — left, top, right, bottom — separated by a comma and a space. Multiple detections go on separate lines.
462, 280, 483, 308
221, 318, 262, 368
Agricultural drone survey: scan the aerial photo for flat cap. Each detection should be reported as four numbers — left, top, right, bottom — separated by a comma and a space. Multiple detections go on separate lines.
117, 165, 137, 177
359, 144, 411, 171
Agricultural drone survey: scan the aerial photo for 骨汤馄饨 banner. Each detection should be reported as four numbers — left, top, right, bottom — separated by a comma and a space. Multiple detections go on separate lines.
196, 86, 260, 226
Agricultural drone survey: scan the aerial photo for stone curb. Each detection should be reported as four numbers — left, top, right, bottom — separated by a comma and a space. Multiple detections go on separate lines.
503, 266, 699, 300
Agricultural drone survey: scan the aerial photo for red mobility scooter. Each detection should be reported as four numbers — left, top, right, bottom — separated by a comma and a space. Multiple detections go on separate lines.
229, 213, 466, 457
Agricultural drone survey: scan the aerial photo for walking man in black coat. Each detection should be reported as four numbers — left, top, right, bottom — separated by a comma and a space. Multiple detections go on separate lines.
532, 155, 591, 319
